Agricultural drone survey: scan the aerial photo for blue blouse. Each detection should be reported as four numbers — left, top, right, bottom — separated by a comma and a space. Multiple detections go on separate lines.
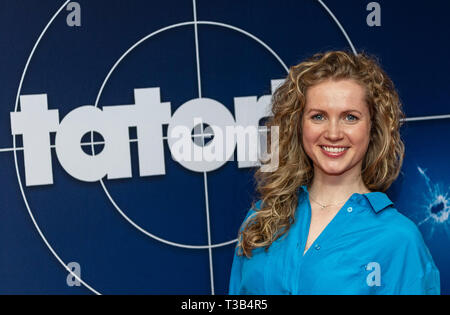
229, 185, 440, 295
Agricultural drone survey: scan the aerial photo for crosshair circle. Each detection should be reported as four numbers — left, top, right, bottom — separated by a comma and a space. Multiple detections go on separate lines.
12, 1, 357, 294
94, 21, 290, 249
12, 0, 100, 295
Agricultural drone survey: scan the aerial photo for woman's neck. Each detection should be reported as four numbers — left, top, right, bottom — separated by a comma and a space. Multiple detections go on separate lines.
307, 172, 371, 204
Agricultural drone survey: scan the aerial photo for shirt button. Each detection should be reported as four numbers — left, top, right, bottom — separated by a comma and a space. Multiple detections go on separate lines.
314, 244, 321, 250
347, 207, 353, 213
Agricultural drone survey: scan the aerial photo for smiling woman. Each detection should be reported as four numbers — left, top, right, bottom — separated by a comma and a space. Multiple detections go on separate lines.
229, 50, 440, 295
302, 79, 371, 180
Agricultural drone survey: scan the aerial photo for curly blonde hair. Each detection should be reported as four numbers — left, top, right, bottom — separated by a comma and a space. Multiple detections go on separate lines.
237, 50, 406, 258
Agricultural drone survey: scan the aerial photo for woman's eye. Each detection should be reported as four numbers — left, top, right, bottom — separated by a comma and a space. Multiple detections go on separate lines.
310, 114, 358, 121
346, 114, 358, 121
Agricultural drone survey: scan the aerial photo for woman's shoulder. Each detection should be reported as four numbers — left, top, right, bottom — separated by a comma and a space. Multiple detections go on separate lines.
371, 205, 427, 249
372, 206, 440, 292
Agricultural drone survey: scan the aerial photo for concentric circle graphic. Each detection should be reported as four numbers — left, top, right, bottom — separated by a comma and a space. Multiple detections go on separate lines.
94, 20, 290, 249
13, 0, 357, 295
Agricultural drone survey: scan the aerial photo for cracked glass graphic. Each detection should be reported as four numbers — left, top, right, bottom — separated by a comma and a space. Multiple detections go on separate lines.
413, 166, 450, 240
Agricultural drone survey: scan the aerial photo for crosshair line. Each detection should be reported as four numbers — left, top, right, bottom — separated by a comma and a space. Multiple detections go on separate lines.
401, 114, 450, 122
1, 113, 450, 153
0, 133, 213, 153
192, 0, 215, 296
0, 127, 269, 153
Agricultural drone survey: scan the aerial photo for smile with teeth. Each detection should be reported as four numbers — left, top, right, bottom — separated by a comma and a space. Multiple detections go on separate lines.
320, 146, 349, 153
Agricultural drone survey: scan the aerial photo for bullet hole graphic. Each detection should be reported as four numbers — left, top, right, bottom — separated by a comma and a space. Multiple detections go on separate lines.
431, 201, 445, 216
415, 166, 450, 240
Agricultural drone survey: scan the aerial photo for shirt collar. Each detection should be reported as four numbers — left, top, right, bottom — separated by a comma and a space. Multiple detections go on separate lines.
298, 185, 394, 214
362, 192, 394, 213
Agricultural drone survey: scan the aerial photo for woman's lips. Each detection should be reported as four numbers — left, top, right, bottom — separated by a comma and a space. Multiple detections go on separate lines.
319, 145, 349, 158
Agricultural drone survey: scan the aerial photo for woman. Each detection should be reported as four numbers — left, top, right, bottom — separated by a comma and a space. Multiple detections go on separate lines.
229, 50, 440, 295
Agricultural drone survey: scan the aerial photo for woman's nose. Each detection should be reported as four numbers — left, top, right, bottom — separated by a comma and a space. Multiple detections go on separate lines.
325, 119, 343, 140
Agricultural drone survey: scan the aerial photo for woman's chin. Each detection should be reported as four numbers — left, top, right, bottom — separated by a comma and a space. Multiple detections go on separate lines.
315, 163, 351, 176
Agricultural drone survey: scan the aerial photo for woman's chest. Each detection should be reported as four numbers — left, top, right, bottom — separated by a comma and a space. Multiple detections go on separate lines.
239, 232, 384, 295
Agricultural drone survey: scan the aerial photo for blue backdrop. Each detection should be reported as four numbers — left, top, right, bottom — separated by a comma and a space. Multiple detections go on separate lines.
0, 0, 449, 294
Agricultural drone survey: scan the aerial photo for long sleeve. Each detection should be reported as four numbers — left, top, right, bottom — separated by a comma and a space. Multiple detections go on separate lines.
398, 261, 440, 295
378, 218, 440, 295
395, 229, 440, 295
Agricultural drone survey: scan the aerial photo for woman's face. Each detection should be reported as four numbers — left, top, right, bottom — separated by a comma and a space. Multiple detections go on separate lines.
302, 79, 372, 177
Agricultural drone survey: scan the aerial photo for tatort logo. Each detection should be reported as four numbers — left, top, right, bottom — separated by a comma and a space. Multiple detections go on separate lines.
10, 80, 282, 187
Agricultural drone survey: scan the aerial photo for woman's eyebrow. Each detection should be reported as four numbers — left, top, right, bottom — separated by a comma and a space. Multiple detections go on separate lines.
306, 108, 363, 115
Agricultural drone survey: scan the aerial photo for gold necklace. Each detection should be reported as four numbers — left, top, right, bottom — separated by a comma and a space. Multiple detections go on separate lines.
309, 194, 348, 209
